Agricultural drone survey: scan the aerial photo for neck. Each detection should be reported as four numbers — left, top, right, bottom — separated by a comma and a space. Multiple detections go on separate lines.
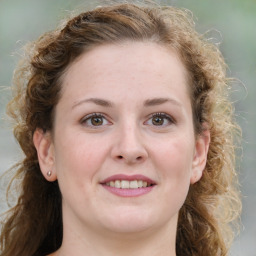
56, 217, 177, 256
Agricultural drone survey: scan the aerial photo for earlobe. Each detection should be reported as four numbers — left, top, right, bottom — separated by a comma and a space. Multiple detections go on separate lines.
33, 129, 57, 182
191, 129, 210, 184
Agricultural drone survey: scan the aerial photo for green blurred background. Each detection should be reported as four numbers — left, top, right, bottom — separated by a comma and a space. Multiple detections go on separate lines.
0, 0, 255, 255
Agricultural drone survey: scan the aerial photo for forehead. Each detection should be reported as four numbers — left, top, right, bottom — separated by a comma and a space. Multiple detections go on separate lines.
60, 41, 190, 101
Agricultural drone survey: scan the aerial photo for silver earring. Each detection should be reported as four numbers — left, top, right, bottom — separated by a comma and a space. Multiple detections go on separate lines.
47, 171, 52, 177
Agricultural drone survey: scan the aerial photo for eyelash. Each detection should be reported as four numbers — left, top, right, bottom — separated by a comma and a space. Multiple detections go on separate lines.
146, 112, 175, 127
80, 112, 175, 128
81, 113, 110, 128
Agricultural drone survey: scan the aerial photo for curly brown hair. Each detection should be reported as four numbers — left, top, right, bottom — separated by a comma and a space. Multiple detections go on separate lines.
0, 2, 241, 256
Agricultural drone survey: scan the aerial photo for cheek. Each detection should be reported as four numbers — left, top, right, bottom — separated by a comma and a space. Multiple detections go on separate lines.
154, 136, 194, 190
53, 131, 108, 184
53, 136, 106, 207
157, 136, 194, 169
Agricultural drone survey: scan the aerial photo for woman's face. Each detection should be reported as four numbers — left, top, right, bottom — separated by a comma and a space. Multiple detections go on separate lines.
36, 42, 209, 237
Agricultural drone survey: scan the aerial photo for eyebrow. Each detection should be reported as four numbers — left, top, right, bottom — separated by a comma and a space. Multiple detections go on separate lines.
143, 97, 182, 108
72, 97, 182, 109
72, 98, 113, 109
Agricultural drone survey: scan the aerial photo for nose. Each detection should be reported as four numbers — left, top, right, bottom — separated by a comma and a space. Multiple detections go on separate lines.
111, 123, 148, 165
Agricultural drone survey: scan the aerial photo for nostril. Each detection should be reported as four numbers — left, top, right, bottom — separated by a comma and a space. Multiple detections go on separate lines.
114, 154, 146, 163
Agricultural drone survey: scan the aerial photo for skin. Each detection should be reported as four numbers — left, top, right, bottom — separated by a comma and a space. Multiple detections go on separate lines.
34, 41, 210, 256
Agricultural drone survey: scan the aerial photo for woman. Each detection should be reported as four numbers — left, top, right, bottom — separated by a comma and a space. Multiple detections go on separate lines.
0, 2, 241, 256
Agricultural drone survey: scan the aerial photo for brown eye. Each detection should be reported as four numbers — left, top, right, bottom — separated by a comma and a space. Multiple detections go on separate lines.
152, 116, 164, 126
81, 113, 110, 128
145, 113, 175, 127
91, 116, 103, 126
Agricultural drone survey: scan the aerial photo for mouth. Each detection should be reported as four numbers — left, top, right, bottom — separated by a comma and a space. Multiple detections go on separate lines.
104, 180, 154, 189
100, 174, 156, 197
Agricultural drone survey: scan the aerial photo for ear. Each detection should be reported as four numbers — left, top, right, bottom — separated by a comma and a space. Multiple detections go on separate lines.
33, 129, 57, 182
190, 129, 210, 184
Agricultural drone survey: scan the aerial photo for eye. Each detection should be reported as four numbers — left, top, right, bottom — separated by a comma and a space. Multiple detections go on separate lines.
81, 113, 111, 127
145, 113, 175, 127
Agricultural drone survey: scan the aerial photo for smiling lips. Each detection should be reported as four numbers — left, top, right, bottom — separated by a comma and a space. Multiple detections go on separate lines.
106, 180, 152, 189
100, 174, 156, 197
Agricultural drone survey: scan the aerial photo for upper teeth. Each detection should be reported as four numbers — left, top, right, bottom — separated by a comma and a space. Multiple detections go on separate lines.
106, 180, 150, 189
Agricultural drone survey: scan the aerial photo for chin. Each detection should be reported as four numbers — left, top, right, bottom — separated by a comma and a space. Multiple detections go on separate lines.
104, 221, 152, 235
98, 207, 162, 234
